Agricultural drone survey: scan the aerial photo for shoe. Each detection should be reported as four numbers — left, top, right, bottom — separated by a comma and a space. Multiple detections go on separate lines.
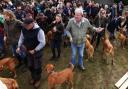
34, 80, 41, 88
77, 65, 86, 71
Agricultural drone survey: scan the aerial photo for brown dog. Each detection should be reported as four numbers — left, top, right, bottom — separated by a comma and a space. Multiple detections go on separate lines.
0, 57, 17, 78
85, 34, 94, 61
117, 28, 127, 49
45, 63, 74, 89
0, 77, 18, 89
46, 31, 53, 45
102, 35, 114, 65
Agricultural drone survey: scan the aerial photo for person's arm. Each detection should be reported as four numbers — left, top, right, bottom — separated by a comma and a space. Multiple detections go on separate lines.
86, 18, 104, 32
86, 18, 96, 31
65, 20, 72, 42
34, 29, 46, 52
122, 20, 127, 28
16, 20, 23, 29
16, 31, 24, 53
56, 23, 64, 34
18, 31, 24, 48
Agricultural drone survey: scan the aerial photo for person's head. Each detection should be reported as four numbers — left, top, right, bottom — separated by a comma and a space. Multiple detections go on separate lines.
3, 10, 16, 21
55, 14, 62, 23
74, 8, 83, 23
95, 3, 99, 8
89, 1, 92, 7
16, 5, 22, 10
23, 18, 34, 30
99, 8, 106, 17
66, 2, 71, 8
83, 12, 87, 18
104, 4, 108, 9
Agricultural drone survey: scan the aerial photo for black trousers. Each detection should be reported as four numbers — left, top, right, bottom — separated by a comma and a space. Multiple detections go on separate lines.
51, 40, 61, 58
27, 50, 43, 81
91, 30, 105, 49
29, 67, 42, 81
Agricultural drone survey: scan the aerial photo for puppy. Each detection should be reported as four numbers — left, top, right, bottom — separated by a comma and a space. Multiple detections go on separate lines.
45, 63, 74, 89
85, 34, 94, 61
102, 35, 114, 65
0, 77, 18, 89
0, 57, 17, 78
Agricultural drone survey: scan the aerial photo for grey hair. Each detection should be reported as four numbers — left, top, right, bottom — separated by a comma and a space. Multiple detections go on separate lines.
75, 8, 83, 15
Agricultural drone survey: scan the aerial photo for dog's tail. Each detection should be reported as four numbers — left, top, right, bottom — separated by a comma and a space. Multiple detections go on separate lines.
68, 63, 74, 71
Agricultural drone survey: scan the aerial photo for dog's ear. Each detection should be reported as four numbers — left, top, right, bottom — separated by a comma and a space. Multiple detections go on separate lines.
45, 64, 55, 71
44, 64, 49, 71
51, 64, 55, 71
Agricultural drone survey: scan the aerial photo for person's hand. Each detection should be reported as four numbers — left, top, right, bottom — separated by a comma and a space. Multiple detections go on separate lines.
96, 27, 104, 33
4, 36, 7, 42
16, 47, 20, 53
52, 27, 57, 32
29, 50, 35, 54
53, 20, 56, 24
70, 37, 73, 42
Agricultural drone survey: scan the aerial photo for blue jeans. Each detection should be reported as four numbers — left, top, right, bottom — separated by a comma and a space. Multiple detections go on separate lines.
71, 43, 85, 66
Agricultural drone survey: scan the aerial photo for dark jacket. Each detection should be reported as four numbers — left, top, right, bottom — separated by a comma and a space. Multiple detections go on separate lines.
50, 22, 64, 41
22, 27, 40, 50
4, 19, 23, 45
93, 15, 108, 28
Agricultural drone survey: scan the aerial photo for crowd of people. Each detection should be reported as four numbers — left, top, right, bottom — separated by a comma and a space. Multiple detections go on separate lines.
0, 0, 128, 88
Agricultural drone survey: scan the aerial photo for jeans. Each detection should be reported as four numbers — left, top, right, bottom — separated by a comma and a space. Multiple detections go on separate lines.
71, 43, 85, 66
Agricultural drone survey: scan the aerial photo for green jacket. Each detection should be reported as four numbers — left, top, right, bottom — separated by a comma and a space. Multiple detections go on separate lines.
66, 17, 95, 45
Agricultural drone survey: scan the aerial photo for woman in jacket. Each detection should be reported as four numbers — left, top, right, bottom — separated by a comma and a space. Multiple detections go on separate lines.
50, 14, 64, 60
